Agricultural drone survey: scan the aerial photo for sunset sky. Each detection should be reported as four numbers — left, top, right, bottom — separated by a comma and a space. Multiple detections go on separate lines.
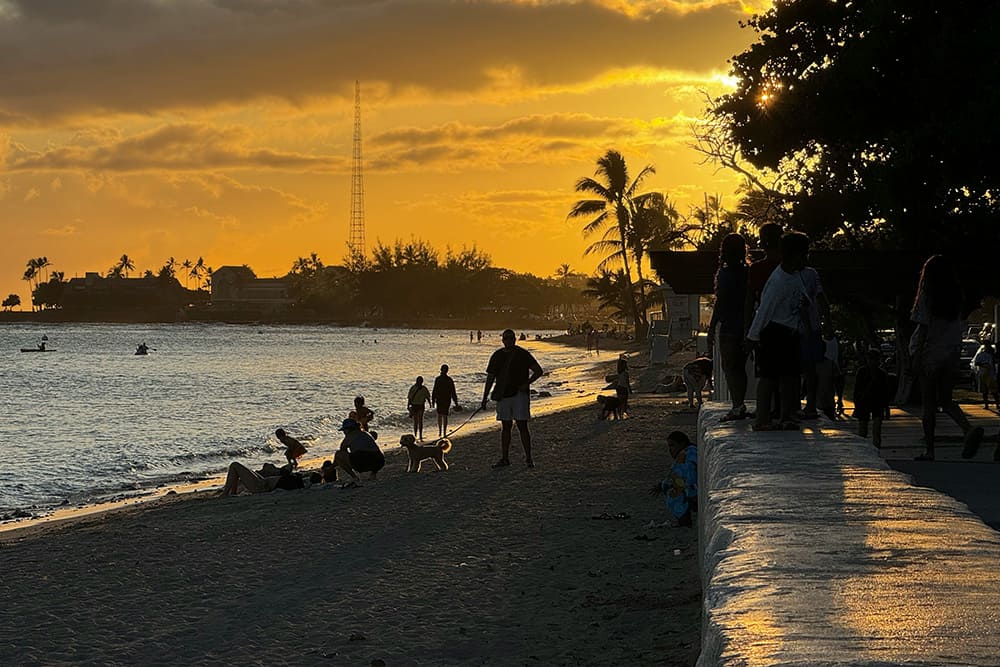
0, 0, 767, 304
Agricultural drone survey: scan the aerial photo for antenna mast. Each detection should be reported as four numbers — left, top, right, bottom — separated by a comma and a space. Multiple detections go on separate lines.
349, 80, 366, 260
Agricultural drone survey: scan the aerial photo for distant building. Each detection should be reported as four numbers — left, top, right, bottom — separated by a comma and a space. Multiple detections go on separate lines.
211, 266, 292, 314
60, 272, 190, 311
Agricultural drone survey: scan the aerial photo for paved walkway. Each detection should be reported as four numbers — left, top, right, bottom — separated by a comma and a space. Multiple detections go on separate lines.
826, 402, 1000, 529
698, 403, 1000, 666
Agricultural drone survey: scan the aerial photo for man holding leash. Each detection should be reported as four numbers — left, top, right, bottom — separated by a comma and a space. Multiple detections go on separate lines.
481, 329, 543, 469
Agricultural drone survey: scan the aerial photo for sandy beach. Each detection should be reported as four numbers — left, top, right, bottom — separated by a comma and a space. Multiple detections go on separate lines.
0, 390, 701, 666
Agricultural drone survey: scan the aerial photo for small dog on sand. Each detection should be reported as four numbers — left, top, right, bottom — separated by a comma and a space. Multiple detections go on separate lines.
399, 433, 452, 472
682, 357, 715, 407
596, 395, 623, 420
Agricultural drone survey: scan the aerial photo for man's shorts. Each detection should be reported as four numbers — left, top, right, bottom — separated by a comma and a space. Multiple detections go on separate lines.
349, 449, 385, 473
756, 322, 800, 379
495, 391, 531, 422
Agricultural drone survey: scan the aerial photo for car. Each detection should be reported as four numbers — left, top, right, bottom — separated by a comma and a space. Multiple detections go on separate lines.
957, 338, 980, 388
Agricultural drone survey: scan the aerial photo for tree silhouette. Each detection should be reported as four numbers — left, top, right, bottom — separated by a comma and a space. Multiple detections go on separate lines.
709, 2, 1000, 254
35, 257, 51, 283
2, 293, 20, 311
569, 150, 655, 340
181, 259, 193, 288
117, 254, 135, 278
190, 257, 206, 289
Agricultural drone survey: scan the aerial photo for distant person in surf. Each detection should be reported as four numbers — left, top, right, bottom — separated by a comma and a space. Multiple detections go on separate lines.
275, 428, 307, 468
432, 364, 461, 438
481, 329, 543, 469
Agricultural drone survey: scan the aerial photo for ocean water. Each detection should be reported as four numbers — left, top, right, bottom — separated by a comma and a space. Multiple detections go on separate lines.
0, 323, 606, 518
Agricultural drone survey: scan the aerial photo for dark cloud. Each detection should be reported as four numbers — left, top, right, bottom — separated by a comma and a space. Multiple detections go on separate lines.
5, 123, 339, 171
373, 113, 634, 146
0, 0, 747, 124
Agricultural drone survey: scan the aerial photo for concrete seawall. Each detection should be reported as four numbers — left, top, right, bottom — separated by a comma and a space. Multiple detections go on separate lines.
696, 403, 1000, 666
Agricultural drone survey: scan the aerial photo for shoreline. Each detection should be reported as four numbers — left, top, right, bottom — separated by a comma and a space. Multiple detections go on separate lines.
1, 343, 628, 533
3, 395, 701, 665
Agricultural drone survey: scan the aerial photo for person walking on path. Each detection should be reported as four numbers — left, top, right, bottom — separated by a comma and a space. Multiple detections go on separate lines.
432, 364, 461, 438
707, 233, 750, 421
481, 329, 543, 468
853, 348, 889, 447
972, 340, 998, 409
746, 231, 811, 431
407, 376, 432, 441
909, 255, 984, 460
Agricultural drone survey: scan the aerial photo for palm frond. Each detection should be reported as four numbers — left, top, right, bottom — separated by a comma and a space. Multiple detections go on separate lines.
568, 199, 607, 219
573, 177, 612, 200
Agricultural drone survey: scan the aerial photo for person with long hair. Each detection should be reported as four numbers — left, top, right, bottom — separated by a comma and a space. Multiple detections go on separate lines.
909, 255, 983, 460
708, 233, 750, 420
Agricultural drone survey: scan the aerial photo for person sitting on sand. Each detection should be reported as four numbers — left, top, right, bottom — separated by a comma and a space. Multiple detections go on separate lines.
321, 459, 338, 483
351, 396, 375, 432
275, 428, 307, 468
334, 418, 385, 481
649, 431, 698, 527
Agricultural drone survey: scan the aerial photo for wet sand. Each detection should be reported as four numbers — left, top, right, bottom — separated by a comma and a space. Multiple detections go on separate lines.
1, 395, 701, 666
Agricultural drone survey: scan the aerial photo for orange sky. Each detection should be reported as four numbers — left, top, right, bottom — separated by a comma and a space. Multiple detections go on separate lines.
0, 0, 769, 305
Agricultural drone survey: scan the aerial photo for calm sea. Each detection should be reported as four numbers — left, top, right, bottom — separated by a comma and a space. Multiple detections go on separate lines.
0, 324, 605, 518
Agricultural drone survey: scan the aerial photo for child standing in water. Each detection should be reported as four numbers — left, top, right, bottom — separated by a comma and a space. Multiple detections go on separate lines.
275, 428, 307, 468
350, 396, 375, 432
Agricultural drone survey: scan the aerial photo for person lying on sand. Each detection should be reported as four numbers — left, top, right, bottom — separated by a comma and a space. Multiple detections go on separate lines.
221, 462, 305, 496
649, 431, 698, 527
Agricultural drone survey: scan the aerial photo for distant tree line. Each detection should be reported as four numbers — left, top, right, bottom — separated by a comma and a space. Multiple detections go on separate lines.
286, 240, 594, 324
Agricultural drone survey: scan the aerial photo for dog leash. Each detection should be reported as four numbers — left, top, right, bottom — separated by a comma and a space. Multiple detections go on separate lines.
444, 406, 482, 438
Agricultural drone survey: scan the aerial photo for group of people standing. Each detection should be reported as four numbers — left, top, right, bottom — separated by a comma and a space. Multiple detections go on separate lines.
708, 224, 988, 461
708, 225, 833, 430
222, 328, 546, 495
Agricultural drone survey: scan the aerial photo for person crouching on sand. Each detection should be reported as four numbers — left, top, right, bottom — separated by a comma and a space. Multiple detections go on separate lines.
275, 428, 307, 468
334, 418, 385, 481
649, 431, 698, 527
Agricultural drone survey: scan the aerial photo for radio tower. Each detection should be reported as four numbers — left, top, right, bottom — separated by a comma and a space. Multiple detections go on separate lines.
348, 80, 366, 260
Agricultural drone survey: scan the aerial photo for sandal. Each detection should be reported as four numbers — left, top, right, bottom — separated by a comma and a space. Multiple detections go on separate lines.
491, 458, 510, 468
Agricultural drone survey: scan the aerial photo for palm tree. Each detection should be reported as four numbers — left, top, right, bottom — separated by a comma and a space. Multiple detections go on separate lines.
181, 259, 193, 288
35, 257, 51, 283
118, 254, 135, 278
569, 150, 654, 340
554, 263, 573, 286
190, 257, 206, 289
582, 270, 636, 322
